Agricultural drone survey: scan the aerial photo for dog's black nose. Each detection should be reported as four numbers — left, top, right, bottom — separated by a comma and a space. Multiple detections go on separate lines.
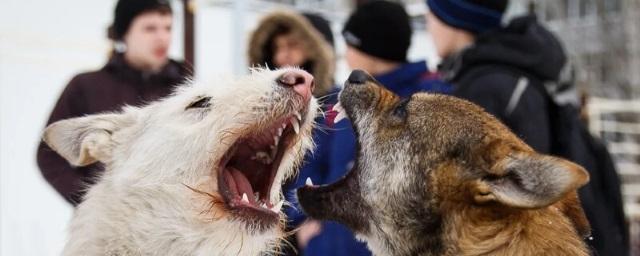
347, 70, 373, 84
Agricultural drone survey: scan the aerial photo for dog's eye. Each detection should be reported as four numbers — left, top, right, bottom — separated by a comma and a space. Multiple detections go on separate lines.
186, 97, 212, 109
392, 99, 409, 118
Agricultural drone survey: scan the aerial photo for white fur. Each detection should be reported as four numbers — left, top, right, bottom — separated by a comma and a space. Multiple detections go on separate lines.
43, 68, 318, 256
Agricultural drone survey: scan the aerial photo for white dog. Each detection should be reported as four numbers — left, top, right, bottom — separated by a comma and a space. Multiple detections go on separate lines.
43, 68, 318, 256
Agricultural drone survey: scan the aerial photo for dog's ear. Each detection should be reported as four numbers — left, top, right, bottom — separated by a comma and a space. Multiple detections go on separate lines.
473, 154, 589, 209
43, 111, 135, 166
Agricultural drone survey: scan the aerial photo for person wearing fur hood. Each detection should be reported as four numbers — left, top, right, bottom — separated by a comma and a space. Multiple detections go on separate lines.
248, 10, 336, 98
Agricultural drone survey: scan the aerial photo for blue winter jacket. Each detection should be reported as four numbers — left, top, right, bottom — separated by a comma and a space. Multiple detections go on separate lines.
283, 60, 450, 256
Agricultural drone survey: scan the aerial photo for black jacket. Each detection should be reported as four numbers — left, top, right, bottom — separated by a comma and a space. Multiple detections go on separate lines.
441, 15, 565, 153
441, 15, 629, 256
37, 54, 190, 206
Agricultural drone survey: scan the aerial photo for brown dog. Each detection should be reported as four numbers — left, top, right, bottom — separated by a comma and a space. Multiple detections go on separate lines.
298, 70, 591, 256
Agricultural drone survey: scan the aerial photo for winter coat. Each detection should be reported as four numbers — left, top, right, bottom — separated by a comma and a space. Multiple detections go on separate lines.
440, 15, 562, 153
285, 61, 450, 256
248, 10, 336, 98
440, 15, 628, 256
36, 54, 190, 206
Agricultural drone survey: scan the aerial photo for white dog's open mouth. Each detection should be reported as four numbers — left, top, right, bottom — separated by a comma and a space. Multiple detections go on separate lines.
217, 110, 306, 227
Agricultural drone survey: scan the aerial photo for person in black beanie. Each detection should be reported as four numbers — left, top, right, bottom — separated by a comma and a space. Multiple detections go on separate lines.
37, 0, 190, 206
425, 0, 629, 255
342, 0, 449, 96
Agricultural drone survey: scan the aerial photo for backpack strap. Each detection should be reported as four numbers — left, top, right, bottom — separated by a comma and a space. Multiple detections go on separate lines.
505, 77, 530, 116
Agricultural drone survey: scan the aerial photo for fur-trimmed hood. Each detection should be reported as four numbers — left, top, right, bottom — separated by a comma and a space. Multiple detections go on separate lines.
248, 10, 336, 97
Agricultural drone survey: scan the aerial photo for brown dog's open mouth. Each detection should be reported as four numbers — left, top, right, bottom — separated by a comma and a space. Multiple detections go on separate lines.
296, 70, 376, 233
217, 110, 306, 227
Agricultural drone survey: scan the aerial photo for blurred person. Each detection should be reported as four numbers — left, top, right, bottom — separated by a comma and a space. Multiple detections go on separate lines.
342, 1, 449, 96
425, 0, 628, 254
247, 10, 338, 255
37, 0, 190, 206
248, 10, 335, 98
281, 1, 451, 256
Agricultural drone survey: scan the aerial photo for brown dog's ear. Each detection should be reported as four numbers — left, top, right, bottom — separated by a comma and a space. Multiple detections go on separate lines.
43, 111, 135, 166
473, 154, 589, 209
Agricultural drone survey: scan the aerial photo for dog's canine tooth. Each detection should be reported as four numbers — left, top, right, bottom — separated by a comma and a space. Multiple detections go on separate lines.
334, 110, 347, 123
291, 117, 300, 134
277, 127, 283, 137
241, 193, 249, 203
273, 136, 279, 146
305, 177, 314, 186
271, 201, 283, 213
295, 111, 302, 122
332, 102, 343, 112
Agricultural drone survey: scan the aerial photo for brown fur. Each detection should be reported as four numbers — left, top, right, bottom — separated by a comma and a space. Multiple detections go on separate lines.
298, 70, 591, 256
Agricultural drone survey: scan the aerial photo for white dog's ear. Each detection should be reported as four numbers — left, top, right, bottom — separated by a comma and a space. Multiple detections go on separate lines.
474, 154, 589, 209
43, 112, 135, 166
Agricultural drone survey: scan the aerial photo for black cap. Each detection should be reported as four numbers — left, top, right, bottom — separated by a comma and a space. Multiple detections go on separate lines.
342, 0, 412, 62
110, 0, 172, 40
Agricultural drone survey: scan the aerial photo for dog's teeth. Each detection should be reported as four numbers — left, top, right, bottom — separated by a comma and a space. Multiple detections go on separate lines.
334, 110, 347, 123
254, 192, 260, 200
333, 102, 344, 112
261, 203, 268, 209
271, 201, 283, 213
270, 145, 277, 160
305, 177, 314, 186
273, 136, 279, 146
295, 112, 302, 122
256, 151, 272, 164
241, 193, 249, 203
291, 118, 300, 134
281, 123, 287, 129
277, 127, 283, 137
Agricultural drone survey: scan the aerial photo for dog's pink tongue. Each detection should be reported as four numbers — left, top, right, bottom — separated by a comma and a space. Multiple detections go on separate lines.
229, 167, 255, 203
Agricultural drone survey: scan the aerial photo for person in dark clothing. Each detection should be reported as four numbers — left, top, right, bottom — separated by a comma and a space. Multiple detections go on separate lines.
280, 2, 450, 256
37, 0, 190, 206
425, 0, 629, 255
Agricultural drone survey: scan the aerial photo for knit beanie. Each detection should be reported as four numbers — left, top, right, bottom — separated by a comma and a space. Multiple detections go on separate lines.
342, 0, 412, 62
110, 0, 172, 40
426, 0, 508, 34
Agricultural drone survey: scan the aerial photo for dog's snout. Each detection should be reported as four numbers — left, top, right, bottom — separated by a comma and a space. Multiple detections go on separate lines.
347, 69, 374, 84
277, 70, 314, 102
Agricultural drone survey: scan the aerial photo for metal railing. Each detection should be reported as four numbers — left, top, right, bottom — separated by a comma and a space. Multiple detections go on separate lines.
587, 97, 640, 255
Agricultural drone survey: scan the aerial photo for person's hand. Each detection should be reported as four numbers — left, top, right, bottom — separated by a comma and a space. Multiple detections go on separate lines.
296, 220, 322, 248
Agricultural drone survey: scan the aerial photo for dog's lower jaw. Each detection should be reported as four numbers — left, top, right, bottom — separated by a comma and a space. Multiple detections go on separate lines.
297, 168, 371, 235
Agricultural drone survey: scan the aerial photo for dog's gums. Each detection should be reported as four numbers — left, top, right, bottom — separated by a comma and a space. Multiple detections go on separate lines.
218, 110, 307, 227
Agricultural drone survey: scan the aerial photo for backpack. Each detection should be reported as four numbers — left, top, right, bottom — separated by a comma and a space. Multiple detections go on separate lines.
508, 67, 630, 256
